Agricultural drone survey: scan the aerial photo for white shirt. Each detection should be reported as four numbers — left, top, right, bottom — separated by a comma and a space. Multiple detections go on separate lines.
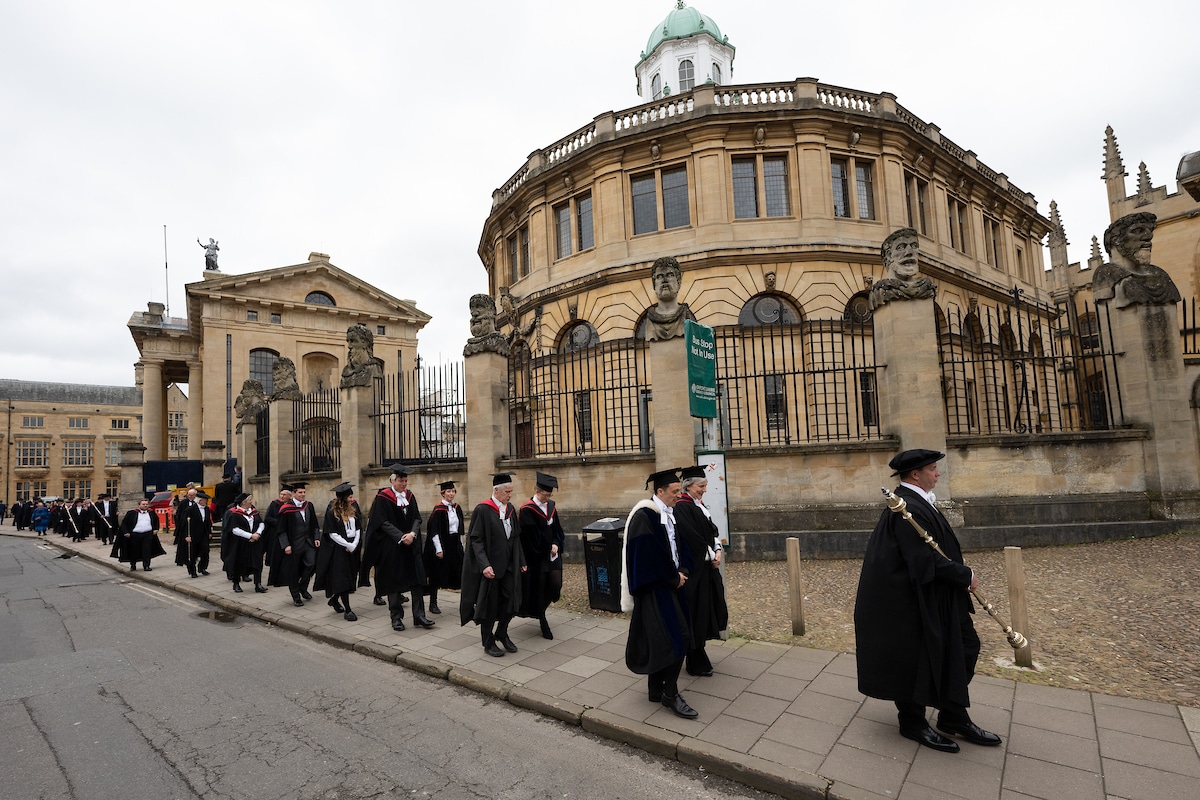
132, 511, 153, 533
652, 495, 679, 568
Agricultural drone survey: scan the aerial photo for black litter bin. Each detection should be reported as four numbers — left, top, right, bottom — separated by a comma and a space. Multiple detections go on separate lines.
582, 517, 625, 612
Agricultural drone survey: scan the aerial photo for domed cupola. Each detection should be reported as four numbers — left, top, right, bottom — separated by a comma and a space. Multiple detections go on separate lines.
635, 2, 735, 102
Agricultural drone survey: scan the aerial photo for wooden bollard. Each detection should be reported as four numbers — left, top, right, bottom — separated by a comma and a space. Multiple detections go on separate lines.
786, 536, 805, 636
1003, 546, 1033, 668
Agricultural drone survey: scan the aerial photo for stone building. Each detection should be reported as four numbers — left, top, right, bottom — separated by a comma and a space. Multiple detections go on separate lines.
0, 379, 141, 503
467, 2, 1200, 554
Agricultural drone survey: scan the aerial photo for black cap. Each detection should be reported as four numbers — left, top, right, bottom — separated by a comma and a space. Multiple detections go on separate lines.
492, 472, 513, 486
534, 472, 558, 491
438, 480, 456, 492
280, 483, 295, 492
290, 481, 308, 490
388, 464, 409, 478
645, 468, 681, 490
889, 449, 945, 476
332, 481, 354, 498
234, 492, 251, 506
680, 465, 707, 481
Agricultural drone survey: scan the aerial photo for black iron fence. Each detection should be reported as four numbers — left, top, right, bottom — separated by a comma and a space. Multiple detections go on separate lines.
291, 388, 341, 474
254, 405, 270, 476
939, 295, 1124, 434
713, 319, 881, 446
372, 361, 466, 465
1181, 297, 1200, 356
509, 339, 651, 457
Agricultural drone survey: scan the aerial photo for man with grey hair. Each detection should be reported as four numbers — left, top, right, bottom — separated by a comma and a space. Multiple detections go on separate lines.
361, 467, 434, 631
460, 473, 527, 657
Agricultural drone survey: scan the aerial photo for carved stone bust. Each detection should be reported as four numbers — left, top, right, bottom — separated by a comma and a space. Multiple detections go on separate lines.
269, 356, 302, 401
869, 227, 935, 310
233, 379, 267, 430
340, 323, 384, 388
643, 256, 693, 341
1092, 212, 1181, 308
463, 294, 509, 357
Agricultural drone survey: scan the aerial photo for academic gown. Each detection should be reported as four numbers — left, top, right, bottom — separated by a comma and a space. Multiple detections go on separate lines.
267, 501, 320, 588
459, 500, 524, 626
423, 502, 464, 591
516, 498, 564, 618
110, 509, 167, 564
174, 500, 213, 566
623, 501, 694, 676
673, 494, 728, 643
220, 507, 262, 580
359, 488, 425, 595
853, 485, 976, 710
314, 503, 363, 596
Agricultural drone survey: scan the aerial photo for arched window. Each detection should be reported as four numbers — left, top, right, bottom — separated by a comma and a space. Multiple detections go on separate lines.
305, 291, 335, 306
651, 73, 662, 100
678, 60, 695, 92
559, 321, 600, 353
738, 293, 801, 327
249, 348, 279, 395
843, 292, 872, 325
711, 63, 721, 85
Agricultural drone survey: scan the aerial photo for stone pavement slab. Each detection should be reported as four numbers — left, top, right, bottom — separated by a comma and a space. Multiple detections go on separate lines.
13, 526, 1200, 800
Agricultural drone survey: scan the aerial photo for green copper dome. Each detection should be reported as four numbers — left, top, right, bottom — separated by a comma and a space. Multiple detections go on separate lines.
640, 2, 728, 61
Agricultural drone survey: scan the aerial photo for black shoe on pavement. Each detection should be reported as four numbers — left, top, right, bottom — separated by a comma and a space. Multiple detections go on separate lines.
429, 602, 441, 614
539, 618, 553, 640
300, 590, 313, 600
328, 598, 345, 613
144, 567, 153, 571
344, 611, 358, 622
373, 596, 386, 606
255, 584, 268, 593
498, 634, 518, 653
291, 593, 304, 607
199, 569, 209, 576
392, 619, 406, 631
901, 724, 960, 753
232, 582, 243, 593
937, 719, 1002, 747
662, 694, 699, 719
413, 616, 436, 629
484, 643, 505, 657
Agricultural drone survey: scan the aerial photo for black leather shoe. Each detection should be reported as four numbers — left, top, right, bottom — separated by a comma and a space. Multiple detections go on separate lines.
498, 635, 517, 653
232, 583, 243, 593
373, 596, 386, 606
344, 611, 358, 622
429, 603, 441, 614
484, 643, 505, 657
413, 616, 436, 629
687, 669, 713, 677
392, 619, 406, 631
199, 569, 209, 576
293, 598, 304, 608
901, 724, 960, 753
539, 618, 553, 640
662, 694, 699, 719
143, 567, 153, 571
254, 584, 268, 593
937, 719, 1002, 747
300, 590, 313, 600
328, 599, 345, 613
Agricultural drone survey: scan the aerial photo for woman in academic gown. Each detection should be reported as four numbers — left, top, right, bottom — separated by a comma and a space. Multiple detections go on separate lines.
673, 466, 728, 677
314, 482, 363, 621
221, 492, 264, 593
517, 472, 566, 639
422, 480, 464, 615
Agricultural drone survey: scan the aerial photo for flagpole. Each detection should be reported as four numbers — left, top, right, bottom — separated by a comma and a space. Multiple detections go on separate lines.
163, 224, 170, 316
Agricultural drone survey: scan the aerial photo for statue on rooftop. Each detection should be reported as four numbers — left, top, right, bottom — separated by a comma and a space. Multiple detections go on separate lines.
869, 228, 935, 310
198, 237, 219, 271
1092, 212, 1181, 309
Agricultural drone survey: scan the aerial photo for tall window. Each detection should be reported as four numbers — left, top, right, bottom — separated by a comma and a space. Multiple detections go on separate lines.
507, 225, 530, 282
711, 63, 721, 85
105, 440, 122, 466
169, 433, 188, 455
63, 440, 93, 467
678, 59, 694, 92
68, 417, 88, 429
62, 480, 91, 498
17, 482, 47, 501
947, 196, 970, 254
106, 479, 120, 496
249, 349, 279, 396
22, 416, 43, 428
983, 217, 1004, 270
576, 193, 594, 251
520, 227, 530, 278
905, 173, 929, 235
732, 155, 790, 219
574, 392, 594, 446
168, 411, 185, 429
651, 72, 662, 100
554, 203, 572, 259
764, 375, 787, 434
860, 372, 879, 427
831, 157, 875, 220
16, 440, 48, 467
631, 165, 690, 235
1015, 245, 1027, 282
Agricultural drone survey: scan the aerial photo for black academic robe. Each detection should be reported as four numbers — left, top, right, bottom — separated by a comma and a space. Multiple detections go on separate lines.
854, 485, 977, 710
623, 501, 693, 676
314, 503, 363, 596
459, 500, 524, 626
92, 502, 117, 541
423, 501, 464, 591
359, 488, 424, 595
673, 494, 728, 643
221, 506, 262, 580
261, 499, 285, 568
517, 498, 564, 618
267, 500, 320, 587
174, 499, 213, 566
69, 506, 90, 539
110, 509, 166, 564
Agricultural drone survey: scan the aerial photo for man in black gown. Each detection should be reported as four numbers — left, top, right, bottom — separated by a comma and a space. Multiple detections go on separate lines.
269, 482, 321, 606
460, 473, 526, 657
361, 468, 434, 632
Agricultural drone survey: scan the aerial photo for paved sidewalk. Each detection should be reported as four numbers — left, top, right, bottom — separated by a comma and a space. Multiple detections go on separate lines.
13, 527, 1200, 800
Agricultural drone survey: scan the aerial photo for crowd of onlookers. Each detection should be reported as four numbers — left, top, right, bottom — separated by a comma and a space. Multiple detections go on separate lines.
2, 495, 124, 541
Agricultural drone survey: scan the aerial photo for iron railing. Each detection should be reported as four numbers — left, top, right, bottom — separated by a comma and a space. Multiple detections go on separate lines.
372, 362, 466, 466
291, 388, 341, 474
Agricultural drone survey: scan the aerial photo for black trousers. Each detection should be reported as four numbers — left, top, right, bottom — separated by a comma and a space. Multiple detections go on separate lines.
648, 659, 684, 700
896, 613, 981, 729
388, 590, 426, 621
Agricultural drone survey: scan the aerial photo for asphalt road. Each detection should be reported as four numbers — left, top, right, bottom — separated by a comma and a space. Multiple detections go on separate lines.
0, 535, 771, 799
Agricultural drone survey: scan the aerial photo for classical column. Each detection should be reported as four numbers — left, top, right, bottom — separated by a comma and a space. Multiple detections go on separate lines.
141, 360, 165, 461
187, 361, 203, 460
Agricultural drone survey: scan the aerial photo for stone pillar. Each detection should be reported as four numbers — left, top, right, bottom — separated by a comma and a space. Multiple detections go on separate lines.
141, 360, 165, 461
267, 400, 294, 488
201, 440, 225, 487
340, 384, 374, 489
118, 442, 147, 507
187, 361, 203, 460
237, 417, 257, 481
648, 336, 696, 471
464, 350, 509, 509
872, 297, 952, 497
1103, 302, 1200, 515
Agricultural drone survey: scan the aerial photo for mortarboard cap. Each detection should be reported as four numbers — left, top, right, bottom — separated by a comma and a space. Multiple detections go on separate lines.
438, 480, 456, 492
889, 448, 945, 476
388, 463, 409, 478
234, 492, 251, 506
491, 472, 513, 486
332, 481, 354, 498
645, 468, 681, 490
680, 465, 706, 481
534, 472, 558, 491
289, 481, 308, 490
280, 483, 295, 492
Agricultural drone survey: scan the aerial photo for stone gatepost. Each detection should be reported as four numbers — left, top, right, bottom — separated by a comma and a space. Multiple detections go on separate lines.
1102, 302, 1200, 516
237, 418, 257, 480
340, 384, 375, 489
648, 336, 697, 471
871, 297, 951, 496
464, 350, 508, 508
267, 400, 294, 487
118, 442, 147, 506
201, 440, 225, 487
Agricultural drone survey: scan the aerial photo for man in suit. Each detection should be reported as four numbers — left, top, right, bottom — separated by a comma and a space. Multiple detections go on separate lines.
460, 473, 525, 656
854, 449, 1002, 753
175, 488, 214, 578
363, 467, 434, 632
269, 482, 321, 606
113, 497, 164, 571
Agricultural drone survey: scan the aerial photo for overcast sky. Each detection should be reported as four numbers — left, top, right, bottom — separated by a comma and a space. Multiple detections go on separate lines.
2, 0, 1197, 387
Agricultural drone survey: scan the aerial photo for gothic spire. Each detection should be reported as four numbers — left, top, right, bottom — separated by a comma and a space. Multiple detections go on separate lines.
1103, 125, 1126, 180
1048, 200, 1069, 249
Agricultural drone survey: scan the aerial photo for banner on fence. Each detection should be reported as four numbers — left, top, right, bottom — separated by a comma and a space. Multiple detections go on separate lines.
686, 320, 717, 418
